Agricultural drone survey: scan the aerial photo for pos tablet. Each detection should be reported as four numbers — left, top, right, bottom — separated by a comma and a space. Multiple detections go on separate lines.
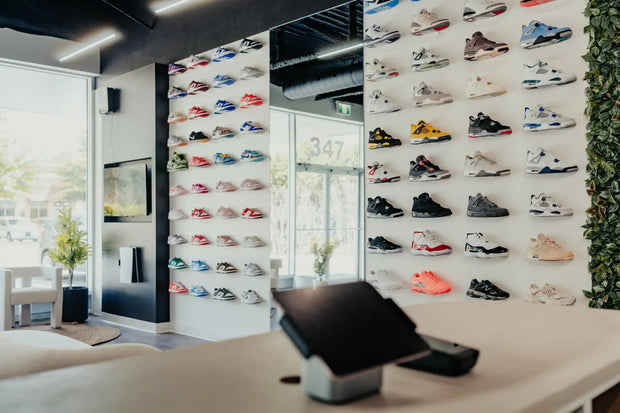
274, 282, 430, 377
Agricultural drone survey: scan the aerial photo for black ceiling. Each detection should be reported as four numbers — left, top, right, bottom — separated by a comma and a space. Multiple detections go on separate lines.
270, 0, 363, 104
0, 0, 349, 77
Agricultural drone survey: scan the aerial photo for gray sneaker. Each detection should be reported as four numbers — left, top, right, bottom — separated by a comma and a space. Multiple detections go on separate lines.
467, 193, 509, 217
412, 82, 453, 107
464, 31, 509, 61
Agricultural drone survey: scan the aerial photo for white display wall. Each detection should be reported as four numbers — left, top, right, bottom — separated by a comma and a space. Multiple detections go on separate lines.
168, 31, 271, 340
364, 0, 589, 306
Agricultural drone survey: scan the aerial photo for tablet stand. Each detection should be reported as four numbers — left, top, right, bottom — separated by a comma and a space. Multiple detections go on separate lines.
302, 356, 383, 404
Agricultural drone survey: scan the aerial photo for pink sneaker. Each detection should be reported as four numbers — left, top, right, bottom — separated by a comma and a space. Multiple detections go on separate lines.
191, 208, 211, 219
216, 181, 236, 192
241, 208, 264, 219
216, 235, 237, 247
189, 156, 211, 167
191, 235, 210, 245
240, 179, 263, 191
169, 185, 188, 196
191, 183, 210, 194
216, 207, 237, 219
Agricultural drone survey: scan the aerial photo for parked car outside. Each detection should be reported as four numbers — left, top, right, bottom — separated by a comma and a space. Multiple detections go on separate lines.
0, 216, 40, 242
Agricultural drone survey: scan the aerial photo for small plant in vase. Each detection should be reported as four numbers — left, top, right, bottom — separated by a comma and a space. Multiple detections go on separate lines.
310, 239, 339, 286
49, 208, 92, 322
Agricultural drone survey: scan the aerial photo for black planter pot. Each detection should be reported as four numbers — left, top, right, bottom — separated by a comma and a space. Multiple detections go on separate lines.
62, 286, 89, 323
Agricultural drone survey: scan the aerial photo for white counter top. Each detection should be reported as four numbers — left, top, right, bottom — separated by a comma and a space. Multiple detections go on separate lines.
2, 301, 620, 413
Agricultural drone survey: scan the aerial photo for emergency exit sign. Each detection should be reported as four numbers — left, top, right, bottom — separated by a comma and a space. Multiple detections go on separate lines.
336, 101, 351, 116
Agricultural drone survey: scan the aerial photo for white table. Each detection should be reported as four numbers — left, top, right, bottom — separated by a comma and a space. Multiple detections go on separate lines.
1, 301, 620, 413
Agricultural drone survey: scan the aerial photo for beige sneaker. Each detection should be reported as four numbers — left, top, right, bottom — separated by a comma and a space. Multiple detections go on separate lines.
527, 233, 573, 261
526, 283, 576, 306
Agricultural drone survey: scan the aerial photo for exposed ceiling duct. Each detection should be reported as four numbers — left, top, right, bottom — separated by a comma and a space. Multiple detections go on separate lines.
282, 66, 363, 100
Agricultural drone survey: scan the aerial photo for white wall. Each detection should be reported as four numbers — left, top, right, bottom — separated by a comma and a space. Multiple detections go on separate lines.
168, 32, 271, 340
364, 0, 589, 306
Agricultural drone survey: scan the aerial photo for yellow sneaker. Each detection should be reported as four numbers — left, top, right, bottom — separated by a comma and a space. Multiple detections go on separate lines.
368, 127, 402, 149
410, 121, 451, 144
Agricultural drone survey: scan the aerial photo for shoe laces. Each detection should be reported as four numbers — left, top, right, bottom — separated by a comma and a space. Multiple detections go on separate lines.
479, 196, 497, 208
423, 232, 441, 247
540, 284, 558, 297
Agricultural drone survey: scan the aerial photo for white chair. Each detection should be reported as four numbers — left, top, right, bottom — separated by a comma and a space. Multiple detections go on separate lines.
0, 267, 63, 331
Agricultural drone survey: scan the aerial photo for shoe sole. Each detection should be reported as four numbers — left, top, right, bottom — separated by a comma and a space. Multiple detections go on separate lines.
466, 290, 508, 300
522, 77, 577, 89
369, 107, 401, 114
525, 295, 575, 305
168, 266, 188, 270
464, 46, 509, 61
410, 248, 452, 256
241, 299, 261, 304
364, 0, 399, 14
367, 212, 404, 218
408, 173, 451, 182
527, 255, 574, 261
463, 6, 507, 21
366, 72, 399, 82
464, 169, 510, 177
468, 129, 512, 138
523, 120, 576, 131
466, 89, 506, 98
410, 286, 451, 295
191, 243, 210, 246
367, 177, 401, 183
521, 31, 572, 49
528, 209, 573, 217
367, 248, 403, 254
412, 60, 450, 72
216, 270, 237, 274
213, 296, 236, 301
464, 251, 508, 258
411, 21, 450, 36
369, 280, 402, 291
525, 166, 578, 174
364, 33, 401, 48
467, 211, 509, 217
368, 142, 402, 149
409, 135, 452, 144
413, 97, 453, 107
411, 211, 452, 218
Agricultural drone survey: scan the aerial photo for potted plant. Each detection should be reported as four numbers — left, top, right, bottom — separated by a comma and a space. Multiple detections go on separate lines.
310, 239, 339, 287
49, 208, 92, 323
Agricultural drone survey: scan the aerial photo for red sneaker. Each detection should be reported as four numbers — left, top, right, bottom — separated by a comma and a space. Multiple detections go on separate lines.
188, 106, 209, 119
410, 230, 452, 256
169, 281, 188, 293
410, 271, 451, 295
189, 156, 211, 167
191, 183, 210, 194
187, 80, 210, 94
191, 235, 210, 246
241, 208, 264, 219
191, 208, 210, 220
239, 94, 263, 109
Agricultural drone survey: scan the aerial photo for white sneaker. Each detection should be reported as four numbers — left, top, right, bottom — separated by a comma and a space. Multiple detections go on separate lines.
411, 230, 452, 256
167, 135, 187, 147
464, 151, 510, 177
241, 290, 262, 304
168, 209, 187, 220
523, 105, 576, 131
526, 283, 576, 306
241, 236, 264, 248
240, 179, 263, 191
463, 0, 507, 22
464, 232, 509, 258
529, 193, 573, 217
522, 61, 577, 89
368, 90, 400, 114
243, 263, 264, 276
365, 58, 399, 82
239, 66, 263, 80
216, 207, 237, 219
411, 9, 450, 36
412, 82, 453, 107
367, 269, 402, 290
364, 24, 401, 48
216, 181, 236, 192
367, 161, 400, 184
525, 147, 578, 174
466, 75, 506, 98
167, 234, 187, 245
216, 235, 237, 247
411, 48, 450, 72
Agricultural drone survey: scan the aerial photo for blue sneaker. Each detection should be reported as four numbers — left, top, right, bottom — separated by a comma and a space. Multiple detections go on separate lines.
520, 20, 572, 49
214, 100, 236, 114
214, 153, 236, 165
167, 86, 186, 99
191, 260, 209, 271
240, 121, 265, 134
365, 0, 399, 14
190, 285, 209, 297
213, 74, 235, 88
212, 47, 236, 62
240, 150, 265, 162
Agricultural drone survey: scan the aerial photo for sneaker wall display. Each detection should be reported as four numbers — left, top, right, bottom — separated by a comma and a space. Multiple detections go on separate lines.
363, 0, 588, 307
167, 32, 270, 341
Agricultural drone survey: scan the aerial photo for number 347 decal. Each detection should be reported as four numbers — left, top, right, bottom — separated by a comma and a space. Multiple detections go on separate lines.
309, 138, 344, 159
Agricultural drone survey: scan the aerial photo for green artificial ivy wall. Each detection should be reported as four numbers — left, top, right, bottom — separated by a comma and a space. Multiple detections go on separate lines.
583, 2, 620, 309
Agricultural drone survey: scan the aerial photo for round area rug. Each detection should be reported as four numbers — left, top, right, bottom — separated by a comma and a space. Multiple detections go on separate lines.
22, 323, 121, 346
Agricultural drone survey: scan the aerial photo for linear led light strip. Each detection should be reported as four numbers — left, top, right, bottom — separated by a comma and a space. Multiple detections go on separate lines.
59, 34, 117, 62
317, 43, 363, 59
155, 0, 194, 14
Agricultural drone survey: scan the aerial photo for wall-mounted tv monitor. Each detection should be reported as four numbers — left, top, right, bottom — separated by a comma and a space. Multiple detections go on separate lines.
104, 158, 151, 222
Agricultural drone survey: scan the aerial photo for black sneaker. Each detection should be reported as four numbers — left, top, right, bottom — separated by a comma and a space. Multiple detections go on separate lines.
468, 112, 512, 138
409, 155, 451, 182
467, 193, 509, 217
367, 196, 404, 218
189, 131, 210, 143
466, 279, 509, 300
368, 127, 402, 150
411, 193, 452, 218
367, 236, 403, 254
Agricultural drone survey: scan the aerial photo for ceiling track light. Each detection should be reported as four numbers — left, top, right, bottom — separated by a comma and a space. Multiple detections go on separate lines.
154, 0, 194, 14
317, 43, 363, 59
59, 33, 117, 62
